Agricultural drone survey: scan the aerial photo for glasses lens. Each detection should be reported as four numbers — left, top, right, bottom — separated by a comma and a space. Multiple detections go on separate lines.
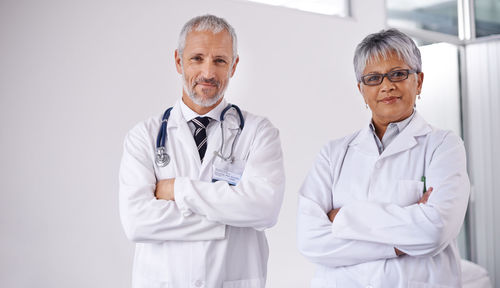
388, 70, 409, 82
363, 74, 383, 85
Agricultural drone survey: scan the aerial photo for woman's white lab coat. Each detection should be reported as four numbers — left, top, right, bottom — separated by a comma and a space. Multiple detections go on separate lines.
297, 112, 469, 288
119, 100, 285, 288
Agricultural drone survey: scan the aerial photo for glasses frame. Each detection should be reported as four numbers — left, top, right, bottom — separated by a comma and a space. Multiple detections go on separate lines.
360, 69, 418, 86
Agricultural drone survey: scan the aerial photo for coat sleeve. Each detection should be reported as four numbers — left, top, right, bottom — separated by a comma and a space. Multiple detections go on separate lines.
119, 123, 226, 243
330, 132, 470, 257
173, 119, 285, 231
297, 143, 398, 267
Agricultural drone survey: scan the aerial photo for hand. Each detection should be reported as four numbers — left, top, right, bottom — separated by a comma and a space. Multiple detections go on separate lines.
395, 247, 405, 256
155, 178, 175, 201
418, 187, 433, 204
327, 208, 341, 222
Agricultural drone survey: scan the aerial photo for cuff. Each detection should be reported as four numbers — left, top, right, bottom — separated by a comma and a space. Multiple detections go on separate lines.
174, 177, 193, 217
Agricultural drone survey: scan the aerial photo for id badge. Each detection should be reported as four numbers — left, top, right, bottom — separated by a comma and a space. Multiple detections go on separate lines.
212, 159, 246, 186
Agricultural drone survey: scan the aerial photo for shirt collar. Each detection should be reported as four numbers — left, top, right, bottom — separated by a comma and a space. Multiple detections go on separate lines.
369, 109, 416, 134
180, 98, 227, 123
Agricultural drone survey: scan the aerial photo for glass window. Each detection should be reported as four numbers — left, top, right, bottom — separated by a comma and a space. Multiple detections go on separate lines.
475, 0, 500, 37
238, 0, 350, 17
387, 0, 459, 36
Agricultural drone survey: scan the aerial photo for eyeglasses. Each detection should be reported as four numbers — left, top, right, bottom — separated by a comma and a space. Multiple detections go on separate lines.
360, 69, 417, 86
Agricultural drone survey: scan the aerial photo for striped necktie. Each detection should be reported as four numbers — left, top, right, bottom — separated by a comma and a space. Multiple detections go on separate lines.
191, 117, 211, 162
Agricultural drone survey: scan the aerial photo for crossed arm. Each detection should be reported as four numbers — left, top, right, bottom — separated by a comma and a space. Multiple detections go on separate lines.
327, 187, 434, 257
119, 120, 285, 243
297, 133, 469, 268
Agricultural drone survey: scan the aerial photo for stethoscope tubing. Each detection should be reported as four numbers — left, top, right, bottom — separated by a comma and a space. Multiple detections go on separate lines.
155, 104, 244, 166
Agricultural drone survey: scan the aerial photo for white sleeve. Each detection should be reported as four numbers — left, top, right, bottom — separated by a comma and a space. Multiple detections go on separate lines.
297, 144, 398, 267
119, 124, 225, 243
174, 120, 285, 231
331, 132, 470, 257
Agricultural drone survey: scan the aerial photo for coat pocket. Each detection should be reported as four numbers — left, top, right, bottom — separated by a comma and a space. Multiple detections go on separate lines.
396, 180, 424, 206
222, 277, 265, 288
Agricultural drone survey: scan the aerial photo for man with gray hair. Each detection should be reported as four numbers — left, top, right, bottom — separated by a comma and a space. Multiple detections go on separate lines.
119, 15, 285, 287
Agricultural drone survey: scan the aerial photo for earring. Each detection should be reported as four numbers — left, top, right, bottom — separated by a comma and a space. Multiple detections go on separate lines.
365, 103, 368, 109
418, 94, 421, 100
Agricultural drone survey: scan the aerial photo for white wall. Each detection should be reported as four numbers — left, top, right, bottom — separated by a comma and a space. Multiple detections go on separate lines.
0, 0, 385, 287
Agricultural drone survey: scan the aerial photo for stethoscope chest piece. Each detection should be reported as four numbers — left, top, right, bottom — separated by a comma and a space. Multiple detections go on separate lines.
155, 145, 170, 167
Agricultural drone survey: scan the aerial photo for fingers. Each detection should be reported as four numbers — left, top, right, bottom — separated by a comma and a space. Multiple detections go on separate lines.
327, 208, 341, 222
418, 187, 433, 204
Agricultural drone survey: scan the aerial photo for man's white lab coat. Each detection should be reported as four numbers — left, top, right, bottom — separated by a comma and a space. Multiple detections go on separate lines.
120, 100, 285, 288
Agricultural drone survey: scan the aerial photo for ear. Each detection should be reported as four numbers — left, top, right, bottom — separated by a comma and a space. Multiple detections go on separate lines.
175, 49, 183, 75
416, 72, 424, 94
230, 55, 239, 77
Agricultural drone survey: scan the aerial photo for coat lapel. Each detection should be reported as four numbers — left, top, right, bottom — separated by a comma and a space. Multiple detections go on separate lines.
379, 112, 432, 160
349, 126, 380, 156
168, 103, 201, 169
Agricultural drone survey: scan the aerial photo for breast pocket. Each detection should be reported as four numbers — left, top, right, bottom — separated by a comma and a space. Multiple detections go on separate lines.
395, 180, 424, 206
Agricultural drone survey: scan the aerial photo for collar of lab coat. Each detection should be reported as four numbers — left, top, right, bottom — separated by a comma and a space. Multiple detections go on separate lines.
164, 98, 231, 168
170, 98, 228, 128
349, 111, 432, 160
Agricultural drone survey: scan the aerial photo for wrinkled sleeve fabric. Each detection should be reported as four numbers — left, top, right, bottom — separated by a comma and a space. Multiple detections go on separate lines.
174, 119, 285, 231
331, 132, 470, 257
119, 122, 225, 243
297, 141, 398, 268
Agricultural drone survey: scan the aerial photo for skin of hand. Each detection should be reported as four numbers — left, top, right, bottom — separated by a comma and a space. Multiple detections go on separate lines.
155, 178, 176, 201
394, 186, 434, 256
328, 208, 341, 222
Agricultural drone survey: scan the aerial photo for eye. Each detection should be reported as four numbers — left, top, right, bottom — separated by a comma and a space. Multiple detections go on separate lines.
191, 56, 203, 62
214, 58, 227, 64
390, 70, 407, 78
365, 74, 382, 82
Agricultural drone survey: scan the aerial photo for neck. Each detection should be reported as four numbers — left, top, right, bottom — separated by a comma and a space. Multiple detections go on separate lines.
372, 121, 388, 140
181, 92, 223, 115
372, 110, 413, 140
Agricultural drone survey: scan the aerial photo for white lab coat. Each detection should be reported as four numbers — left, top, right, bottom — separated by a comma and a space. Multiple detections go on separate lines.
297, 111, 470, 288
119, 99, 285, 288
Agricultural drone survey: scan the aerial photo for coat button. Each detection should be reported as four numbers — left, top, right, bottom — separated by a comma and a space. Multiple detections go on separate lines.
375, 161, 382, 169
366, 285, 373, 288
194, 280, 204, 287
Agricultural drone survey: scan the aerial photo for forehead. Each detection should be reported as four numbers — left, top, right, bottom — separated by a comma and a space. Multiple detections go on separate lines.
183, 29, 233, 56
363, 51, 409, 73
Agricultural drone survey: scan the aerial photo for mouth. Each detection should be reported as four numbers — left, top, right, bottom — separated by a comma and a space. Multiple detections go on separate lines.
378, 96, 401, 104
194, 78, 220, 89
197, 82, 217, 88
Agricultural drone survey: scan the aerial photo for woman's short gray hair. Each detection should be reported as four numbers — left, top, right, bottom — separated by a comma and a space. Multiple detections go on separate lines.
353, 28, 422, 82
178, 14, 238, 64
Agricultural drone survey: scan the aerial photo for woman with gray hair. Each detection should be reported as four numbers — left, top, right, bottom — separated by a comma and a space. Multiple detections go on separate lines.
297, 29, 470, 287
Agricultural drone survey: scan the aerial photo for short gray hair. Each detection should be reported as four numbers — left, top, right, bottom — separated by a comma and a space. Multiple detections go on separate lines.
353, 28, 422, 82
178, 15, 238, 64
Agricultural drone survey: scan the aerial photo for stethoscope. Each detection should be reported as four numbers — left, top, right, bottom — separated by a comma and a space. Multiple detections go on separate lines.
155, 104, 245, 167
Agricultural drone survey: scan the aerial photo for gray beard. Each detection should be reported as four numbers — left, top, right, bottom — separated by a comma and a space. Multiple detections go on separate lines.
183, 81, 225, 107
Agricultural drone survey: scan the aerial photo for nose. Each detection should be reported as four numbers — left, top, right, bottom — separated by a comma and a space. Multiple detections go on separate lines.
379, 75, 396, 93
200, 60, 216, 79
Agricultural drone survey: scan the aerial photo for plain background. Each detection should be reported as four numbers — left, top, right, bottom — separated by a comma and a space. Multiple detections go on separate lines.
0, 0, 464, 287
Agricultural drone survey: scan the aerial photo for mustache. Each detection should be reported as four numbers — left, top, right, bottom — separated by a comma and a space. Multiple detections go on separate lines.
193, 77, 220, 88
